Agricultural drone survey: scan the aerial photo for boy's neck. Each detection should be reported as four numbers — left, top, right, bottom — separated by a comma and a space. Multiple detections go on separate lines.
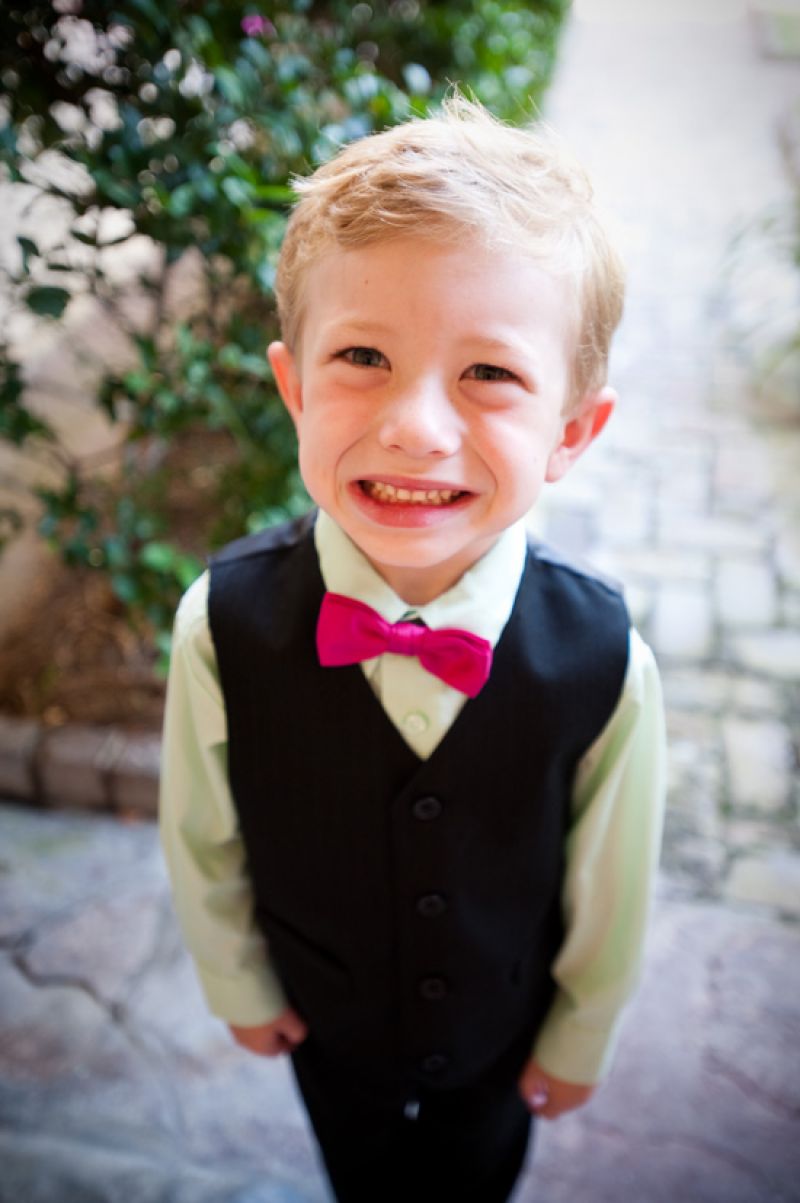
364, 539, 501, 607
375, 569, 450, 608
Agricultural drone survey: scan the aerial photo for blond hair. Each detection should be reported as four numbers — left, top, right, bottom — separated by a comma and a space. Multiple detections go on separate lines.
275, 95, 625, 406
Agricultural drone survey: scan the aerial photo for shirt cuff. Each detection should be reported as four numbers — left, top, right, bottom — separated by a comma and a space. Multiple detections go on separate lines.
532, 991, 622, 1085
194, 961, 290, 1028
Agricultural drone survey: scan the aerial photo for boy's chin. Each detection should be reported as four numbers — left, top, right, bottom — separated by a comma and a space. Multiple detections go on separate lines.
351, 531, 503, 604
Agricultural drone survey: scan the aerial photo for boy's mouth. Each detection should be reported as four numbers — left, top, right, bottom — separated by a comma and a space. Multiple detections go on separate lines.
359, 480, 468, 507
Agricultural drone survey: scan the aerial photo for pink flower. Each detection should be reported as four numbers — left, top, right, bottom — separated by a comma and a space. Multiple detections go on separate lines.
241, 14, 275, 37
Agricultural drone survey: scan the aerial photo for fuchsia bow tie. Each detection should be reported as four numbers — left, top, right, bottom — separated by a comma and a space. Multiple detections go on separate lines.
316, 592, 493, 698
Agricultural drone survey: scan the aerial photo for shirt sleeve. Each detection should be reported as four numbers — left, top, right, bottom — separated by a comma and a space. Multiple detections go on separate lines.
158, 571, 289, 1026
532, 628, 666, 1085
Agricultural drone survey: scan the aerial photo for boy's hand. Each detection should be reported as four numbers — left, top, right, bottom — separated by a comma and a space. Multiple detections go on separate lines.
518, 1057, 596, 1120
229, 1007, 308, 1057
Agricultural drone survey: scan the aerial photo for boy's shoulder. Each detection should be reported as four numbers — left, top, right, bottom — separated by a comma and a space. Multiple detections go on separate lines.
210, 511, 316, 568
525, 536, 625, 604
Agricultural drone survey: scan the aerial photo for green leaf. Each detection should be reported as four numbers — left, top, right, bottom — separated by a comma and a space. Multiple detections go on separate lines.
0, 401, 53, 444
111, 573, 139, 604
38, 512, 60, 541
0, 506, 24, 552
215, 67, 246, 107
154, 629, 173, 676
166, 183, 195, 217
237, 353, 270, 378
175, 553, 204, 589
26, 286, 70, 319
92, 169, 140, 208
139, 540, 178, 573
217, 343, 242, 369
122, 370, 152, 397
402, 63, 432, 96
252, 184, 297, 205
255, 259, 276, 293
221, 176, 255, 207
17, 236, 38, 274
122, 0, 171, 33
104, 534, 130, 568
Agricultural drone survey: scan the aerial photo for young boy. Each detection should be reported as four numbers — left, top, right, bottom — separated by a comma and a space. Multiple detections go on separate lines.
159, 96, 666, 1203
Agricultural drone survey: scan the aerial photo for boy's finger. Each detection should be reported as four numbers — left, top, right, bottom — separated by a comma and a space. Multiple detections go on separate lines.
266, 1031, 301, 1056
280, 1012, 309, 1046
518, 1061, 549, 1113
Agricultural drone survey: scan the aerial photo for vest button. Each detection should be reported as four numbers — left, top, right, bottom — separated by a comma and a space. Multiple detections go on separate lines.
412, 795, 443, 821
420, 1053, 448, 1075
419, 976, 448, 1001
416, 892, 448, 918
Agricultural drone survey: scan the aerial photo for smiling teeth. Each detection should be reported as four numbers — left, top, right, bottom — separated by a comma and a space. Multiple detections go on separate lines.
364, 481, 462, 505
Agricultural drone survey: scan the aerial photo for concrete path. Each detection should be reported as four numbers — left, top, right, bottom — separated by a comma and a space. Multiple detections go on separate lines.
2, 3, 799, 1201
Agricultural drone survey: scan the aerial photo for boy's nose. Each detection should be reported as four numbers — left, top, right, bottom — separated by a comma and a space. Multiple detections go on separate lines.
377, 381, 461, 459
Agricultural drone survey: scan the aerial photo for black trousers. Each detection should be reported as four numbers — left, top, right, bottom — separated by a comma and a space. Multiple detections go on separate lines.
291, 1037, 534, 1203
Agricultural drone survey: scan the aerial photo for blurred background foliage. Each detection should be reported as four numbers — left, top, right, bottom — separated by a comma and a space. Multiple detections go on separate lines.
0, 0, 568, 659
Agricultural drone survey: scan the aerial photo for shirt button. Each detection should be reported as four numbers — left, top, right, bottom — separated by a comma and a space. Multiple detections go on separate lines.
403, 710, 429, 735
412, 796, 443, 821
416, 892, 448, 918
420, 1053, 449, 1075
419, 976, 448, 1002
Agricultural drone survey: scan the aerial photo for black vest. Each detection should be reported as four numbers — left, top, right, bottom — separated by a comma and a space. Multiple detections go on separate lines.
209, 513, 630, 1089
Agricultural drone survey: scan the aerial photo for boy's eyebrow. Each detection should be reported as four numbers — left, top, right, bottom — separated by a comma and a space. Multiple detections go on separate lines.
469, 335, 529, 354
464, 334, 541, 365
321, 318, 394, 339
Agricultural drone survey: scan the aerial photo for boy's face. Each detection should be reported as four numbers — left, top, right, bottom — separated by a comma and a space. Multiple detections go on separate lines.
269, 236, 614, 604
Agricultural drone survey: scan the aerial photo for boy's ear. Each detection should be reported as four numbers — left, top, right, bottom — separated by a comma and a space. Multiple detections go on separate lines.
545, 387, 616, 483
268, 341, 303, 425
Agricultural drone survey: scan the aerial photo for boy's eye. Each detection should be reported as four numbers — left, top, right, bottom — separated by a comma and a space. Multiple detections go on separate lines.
338, 346, 388, 369
465, 363, 516, 383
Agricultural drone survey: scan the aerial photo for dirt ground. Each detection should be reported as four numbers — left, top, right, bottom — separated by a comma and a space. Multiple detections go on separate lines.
0, 557, 165, 730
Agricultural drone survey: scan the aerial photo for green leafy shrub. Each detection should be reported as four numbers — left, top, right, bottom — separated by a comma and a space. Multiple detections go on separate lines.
0, 0, 568, 657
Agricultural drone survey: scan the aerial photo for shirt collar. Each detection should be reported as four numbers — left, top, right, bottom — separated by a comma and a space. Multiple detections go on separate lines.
314, 509, 527, 650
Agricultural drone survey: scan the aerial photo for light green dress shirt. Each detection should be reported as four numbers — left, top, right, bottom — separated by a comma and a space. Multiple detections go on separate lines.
159, 512, 666, 1085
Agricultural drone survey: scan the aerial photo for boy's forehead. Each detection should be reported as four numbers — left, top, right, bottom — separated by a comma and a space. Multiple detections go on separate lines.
304, 231, 569, 290
296, 237, 578, 375
300, 234, 576, 320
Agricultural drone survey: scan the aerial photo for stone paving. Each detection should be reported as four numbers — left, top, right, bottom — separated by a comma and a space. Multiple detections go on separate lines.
1, 805, 798, 1203
1, 3, 800, 1202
